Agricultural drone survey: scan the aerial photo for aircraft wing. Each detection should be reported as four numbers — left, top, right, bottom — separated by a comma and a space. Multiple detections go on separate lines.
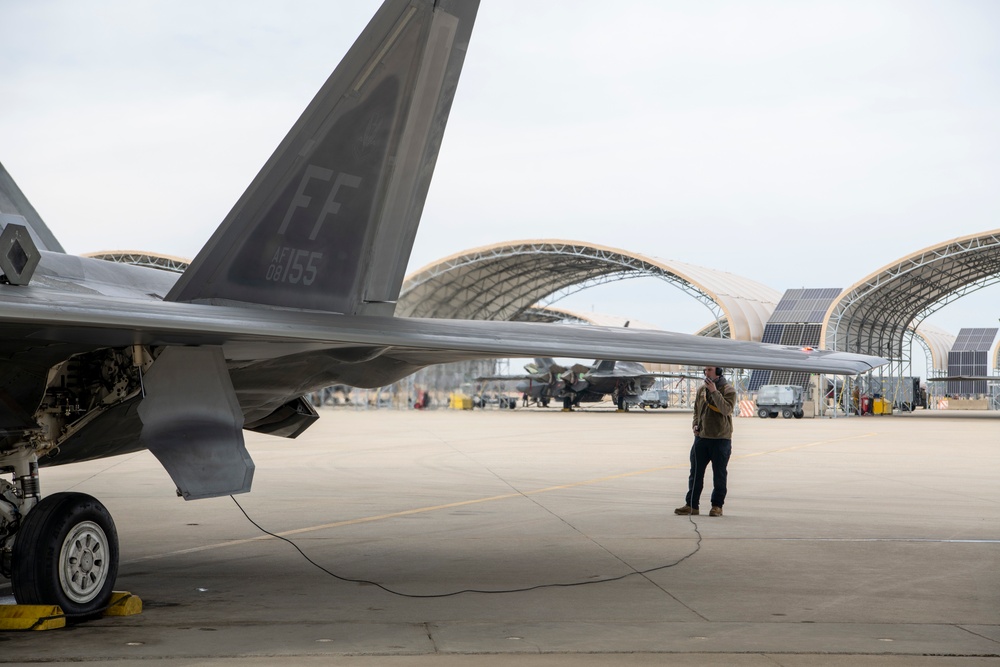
0, 290, 886, 375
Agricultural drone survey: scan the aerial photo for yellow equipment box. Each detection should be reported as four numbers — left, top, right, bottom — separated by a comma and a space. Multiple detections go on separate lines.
449, 393, 472, 410
873, 398, 892, 415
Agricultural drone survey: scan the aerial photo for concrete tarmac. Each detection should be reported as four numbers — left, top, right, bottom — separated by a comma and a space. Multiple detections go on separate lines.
1, 406, 998, 665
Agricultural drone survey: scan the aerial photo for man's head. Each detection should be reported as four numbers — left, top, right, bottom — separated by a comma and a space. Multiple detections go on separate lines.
703, 366, 723, 380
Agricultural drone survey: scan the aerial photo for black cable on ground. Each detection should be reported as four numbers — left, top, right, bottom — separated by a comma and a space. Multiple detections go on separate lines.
231, 495, 701, 599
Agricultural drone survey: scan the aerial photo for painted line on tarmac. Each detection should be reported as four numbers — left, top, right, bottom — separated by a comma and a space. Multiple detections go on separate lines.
773, 538, 1000, 543
739, 432, 878, 458
125, 431, 876, 564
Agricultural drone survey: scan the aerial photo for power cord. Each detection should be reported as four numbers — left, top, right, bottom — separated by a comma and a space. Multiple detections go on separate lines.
230, 493, 701, 599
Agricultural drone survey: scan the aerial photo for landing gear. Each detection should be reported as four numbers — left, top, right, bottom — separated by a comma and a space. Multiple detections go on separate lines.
0, 346, 140, 619
10, 492, 119, 618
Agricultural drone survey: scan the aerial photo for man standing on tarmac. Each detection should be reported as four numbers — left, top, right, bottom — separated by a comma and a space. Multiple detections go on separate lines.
675, 366, 736, 517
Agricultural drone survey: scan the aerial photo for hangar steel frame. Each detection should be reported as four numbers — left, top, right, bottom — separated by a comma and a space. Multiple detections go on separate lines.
399, 240, 780, 342
84, 251, 190, 274
824, 230, 1000, 409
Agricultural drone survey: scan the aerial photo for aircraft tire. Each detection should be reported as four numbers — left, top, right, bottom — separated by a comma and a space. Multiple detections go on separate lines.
793, 410, 804, 419
11, 492, 119, 618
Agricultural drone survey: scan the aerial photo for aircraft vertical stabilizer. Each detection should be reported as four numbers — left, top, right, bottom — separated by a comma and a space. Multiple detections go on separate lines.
0, 161, 66, 253
166, 0, 479, 315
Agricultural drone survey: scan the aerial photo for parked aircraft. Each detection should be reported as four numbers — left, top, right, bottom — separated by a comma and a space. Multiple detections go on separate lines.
0, 0, 885, 617
478, 358, 562, 407
479, 358, 693, 411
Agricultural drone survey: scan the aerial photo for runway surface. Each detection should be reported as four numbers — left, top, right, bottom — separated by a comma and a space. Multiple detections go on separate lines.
1, 406, 998, 665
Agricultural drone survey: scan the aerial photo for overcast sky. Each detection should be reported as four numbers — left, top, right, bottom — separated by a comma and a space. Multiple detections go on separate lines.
2, 0, 999, 366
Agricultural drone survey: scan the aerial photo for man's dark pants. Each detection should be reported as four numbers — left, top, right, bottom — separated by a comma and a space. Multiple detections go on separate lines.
684, 436, 732, 509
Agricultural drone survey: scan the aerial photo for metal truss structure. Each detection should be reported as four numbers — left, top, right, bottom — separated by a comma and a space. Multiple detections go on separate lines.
823, 230, 1000, 407
399, 240, 780, 342
824, 231, 1000, 358
84, 251, 190, 274
398, 241, 781, 404
912, 322, 956, 376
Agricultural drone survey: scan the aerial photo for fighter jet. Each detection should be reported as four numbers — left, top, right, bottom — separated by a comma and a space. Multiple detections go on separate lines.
0, 0, 885, 617
477, 358, 562, 407
480, 358, 692, 411
556, 359, 693, 411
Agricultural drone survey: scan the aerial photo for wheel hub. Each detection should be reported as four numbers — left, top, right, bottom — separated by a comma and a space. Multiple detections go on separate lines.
59, 521, 110, 604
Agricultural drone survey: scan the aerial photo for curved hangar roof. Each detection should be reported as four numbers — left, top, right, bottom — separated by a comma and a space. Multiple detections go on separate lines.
83, 251, 190, 274
398, 240, 781, 341
912, 323, 955, 374
823, 229, 1000, 357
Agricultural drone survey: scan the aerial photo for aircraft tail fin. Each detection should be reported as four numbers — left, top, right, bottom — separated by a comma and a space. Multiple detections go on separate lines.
0, 161, 66, 252
166, 0, 480, 315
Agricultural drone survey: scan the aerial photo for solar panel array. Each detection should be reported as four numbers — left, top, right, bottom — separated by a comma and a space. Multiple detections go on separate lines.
947, 327, 998, 395
950, 327, 997, 352
749, 288, 841, 391
767, 288, 841, 324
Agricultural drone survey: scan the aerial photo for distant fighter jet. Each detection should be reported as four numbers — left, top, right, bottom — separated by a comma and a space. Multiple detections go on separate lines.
0, 0, 885, 616
558, 359, 693, 411
478, 358, 562, 407
480, 358, 692, 411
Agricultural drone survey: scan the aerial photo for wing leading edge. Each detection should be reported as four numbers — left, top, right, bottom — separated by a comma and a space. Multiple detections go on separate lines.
0, 291, 886, 376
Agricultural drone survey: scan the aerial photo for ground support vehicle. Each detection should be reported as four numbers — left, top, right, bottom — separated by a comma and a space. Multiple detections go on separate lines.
756, 384, 804, 419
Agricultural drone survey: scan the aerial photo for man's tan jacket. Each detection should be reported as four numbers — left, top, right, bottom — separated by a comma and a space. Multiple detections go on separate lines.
692, 379, 737, 439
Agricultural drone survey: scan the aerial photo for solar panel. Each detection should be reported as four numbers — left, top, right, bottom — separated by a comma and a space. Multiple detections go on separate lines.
768, 288, 841, 324
751, 291, 837, 392
761, 324, 784, 344
950, 327, 998, 352
781, 324, 805, 345
748, 369, 771, 391
946, 328, 997, 395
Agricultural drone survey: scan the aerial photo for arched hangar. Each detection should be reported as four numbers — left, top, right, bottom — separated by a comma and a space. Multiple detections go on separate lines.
398, 240, 780, 342
823, 229, 1000, 367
